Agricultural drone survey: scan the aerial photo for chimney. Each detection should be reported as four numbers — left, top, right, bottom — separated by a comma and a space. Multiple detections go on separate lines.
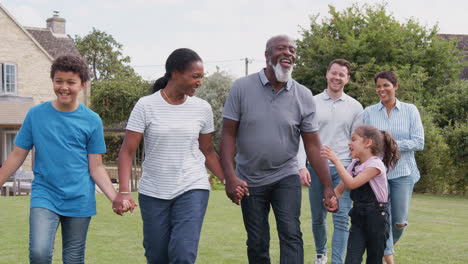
46, 11, 66, 34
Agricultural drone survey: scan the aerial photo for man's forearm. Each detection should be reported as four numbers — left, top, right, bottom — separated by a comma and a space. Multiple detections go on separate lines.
220, 119, 239, 182
302, 132, 333, 189
309, 156, 333, 189
220, 136, 237, 181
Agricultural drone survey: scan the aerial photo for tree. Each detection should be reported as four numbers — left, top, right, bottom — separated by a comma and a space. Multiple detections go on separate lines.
74, 28, 135, 81
428, 79, 468, 127
294, 3, 467, 194
90, 75, 151, 126
74, 28, 150, 126
294, 3, 463, 101
196, 69, 234, 148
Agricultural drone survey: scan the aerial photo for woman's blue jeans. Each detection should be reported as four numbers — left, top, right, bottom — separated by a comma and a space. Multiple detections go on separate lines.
240, 174, 303, 264
384, 175, 415, 256
139, 189, 209, 264
29, 207, 91, 264
308, 166, 352, 264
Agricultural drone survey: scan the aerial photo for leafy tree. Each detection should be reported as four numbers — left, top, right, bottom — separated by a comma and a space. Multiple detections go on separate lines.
428, 79, 468, 127
444, 121, 468, 195
412, 106, 451, 193
196, 69, 234, 148
90, 75, 151, 126
74, 28, 135, 81
74, 28, 151, 126
294, 3, 463, 102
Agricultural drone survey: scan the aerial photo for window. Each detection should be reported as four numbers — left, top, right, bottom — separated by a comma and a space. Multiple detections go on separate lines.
1, 63, 17, 95
5, 132, 16, 157
2, 130, 17, 163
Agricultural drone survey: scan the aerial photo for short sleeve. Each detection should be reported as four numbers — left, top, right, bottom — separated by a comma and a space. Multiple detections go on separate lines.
87, 116, 106, 154
299, 89, 319, 132
126, 99, 147, 133
222, 80, 241, 121
367, 158, 386, 175
201, 103, 214, 134
14, 110, 34, 150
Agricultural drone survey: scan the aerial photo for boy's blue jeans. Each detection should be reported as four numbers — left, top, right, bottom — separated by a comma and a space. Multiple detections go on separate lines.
240, 174, 303, 264
29, 207, 91, 264
139, 190, 209, 264
384, 175, 415, 256
308, 166, 352, 264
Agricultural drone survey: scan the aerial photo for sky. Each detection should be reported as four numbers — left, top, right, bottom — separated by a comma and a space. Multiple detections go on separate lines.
2, 0, 467, 80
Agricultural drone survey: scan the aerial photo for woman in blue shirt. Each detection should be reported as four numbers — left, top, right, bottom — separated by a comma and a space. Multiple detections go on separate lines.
363, 71, 424, 264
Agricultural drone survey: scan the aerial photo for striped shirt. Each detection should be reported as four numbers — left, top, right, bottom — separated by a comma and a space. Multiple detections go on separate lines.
126, 91, 214, 199
363, 99, 424, 183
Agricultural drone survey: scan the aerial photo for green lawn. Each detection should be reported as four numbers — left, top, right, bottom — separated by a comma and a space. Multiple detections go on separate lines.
0, 190, 467, 263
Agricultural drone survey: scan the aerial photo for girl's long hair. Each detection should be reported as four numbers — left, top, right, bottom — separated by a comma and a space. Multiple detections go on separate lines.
355, 125, 400, 170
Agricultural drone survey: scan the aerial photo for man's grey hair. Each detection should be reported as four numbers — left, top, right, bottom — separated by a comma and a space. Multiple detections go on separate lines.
265, 35, 296, 53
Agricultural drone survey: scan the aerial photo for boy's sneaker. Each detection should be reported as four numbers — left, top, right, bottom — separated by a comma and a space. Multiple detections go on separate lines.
315, 254, 327, 264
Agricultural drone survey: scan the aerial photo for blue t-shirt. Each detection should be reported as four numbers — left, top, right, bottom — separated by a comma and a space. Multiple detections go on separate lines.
15, 101, 106, 217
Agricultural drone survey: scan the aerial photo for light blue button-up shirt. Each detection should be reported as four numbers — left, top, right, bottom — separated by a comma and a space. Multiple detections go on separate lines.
363, 99, 424, 183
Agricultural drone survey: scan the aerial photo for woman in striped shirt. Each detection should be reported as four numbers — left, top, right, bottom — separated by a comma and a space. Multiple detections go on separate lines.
114, 48, 227, 264
363, 71, 424, 264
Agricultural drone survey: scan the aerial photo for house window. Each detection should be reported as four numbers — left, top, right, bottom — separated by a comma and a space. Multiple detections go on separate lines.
1, 63, 17, 95
5, 132, 16, 157
2, 130, 17, 163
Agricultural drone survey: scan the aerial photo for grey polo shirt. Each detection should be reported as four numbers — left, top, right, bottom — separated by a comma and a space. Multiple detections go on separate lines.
298, 90, 363, 168
223, 69, 318, 187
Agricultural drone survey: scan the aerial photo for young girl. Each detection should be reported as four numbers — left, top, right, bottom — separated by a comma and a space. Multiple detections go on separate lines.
320, 125, 400, 264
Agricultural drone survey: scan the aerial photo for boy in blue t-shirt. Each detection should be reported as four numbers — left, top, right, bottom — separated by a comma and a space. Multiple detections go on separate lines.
0, 55, 136, 263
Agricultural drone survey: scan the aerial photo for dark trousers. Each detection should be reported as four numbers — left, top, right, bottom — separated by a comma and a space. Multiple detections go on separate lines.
240, 175, 303, 264
345, 203, 390, 264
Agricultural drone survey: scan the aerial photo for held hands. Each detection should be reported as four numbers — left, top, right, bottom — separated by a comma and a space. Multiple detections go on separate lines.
112, 193, 138, 216
322, 186, 339, 213
320, 145, 340, 212
225, 176, 249, 205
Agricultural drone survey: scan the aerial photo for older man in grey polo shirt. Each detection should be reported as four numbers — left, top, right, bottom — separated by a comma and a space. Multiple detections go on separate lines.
298, 59, 363, 264
220, 34, 337, 264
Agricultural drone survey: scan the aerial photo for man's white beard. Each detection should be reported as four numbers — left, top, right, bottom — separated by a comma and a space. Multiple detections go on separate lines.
269, 59, 293, 82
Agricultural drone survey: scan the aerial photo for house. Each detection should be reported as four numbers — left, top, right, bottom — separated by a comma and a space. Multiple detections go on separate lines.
438, 34, 468, 79
0, 3, 87, 167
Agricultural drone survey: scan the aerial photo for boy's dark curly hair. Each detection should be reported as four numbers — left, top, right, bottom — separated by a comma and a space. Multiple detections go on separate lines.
50, 55, 90, 83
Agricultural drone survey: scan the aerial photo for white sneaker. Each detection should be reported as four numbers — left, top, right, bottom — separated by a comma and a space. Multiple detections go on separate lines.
315, 254, 327, 264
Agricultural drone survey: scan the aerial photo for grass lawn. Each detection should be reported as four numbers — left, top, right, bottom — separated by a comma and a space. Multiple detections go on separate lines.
0, 190, 467, 263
